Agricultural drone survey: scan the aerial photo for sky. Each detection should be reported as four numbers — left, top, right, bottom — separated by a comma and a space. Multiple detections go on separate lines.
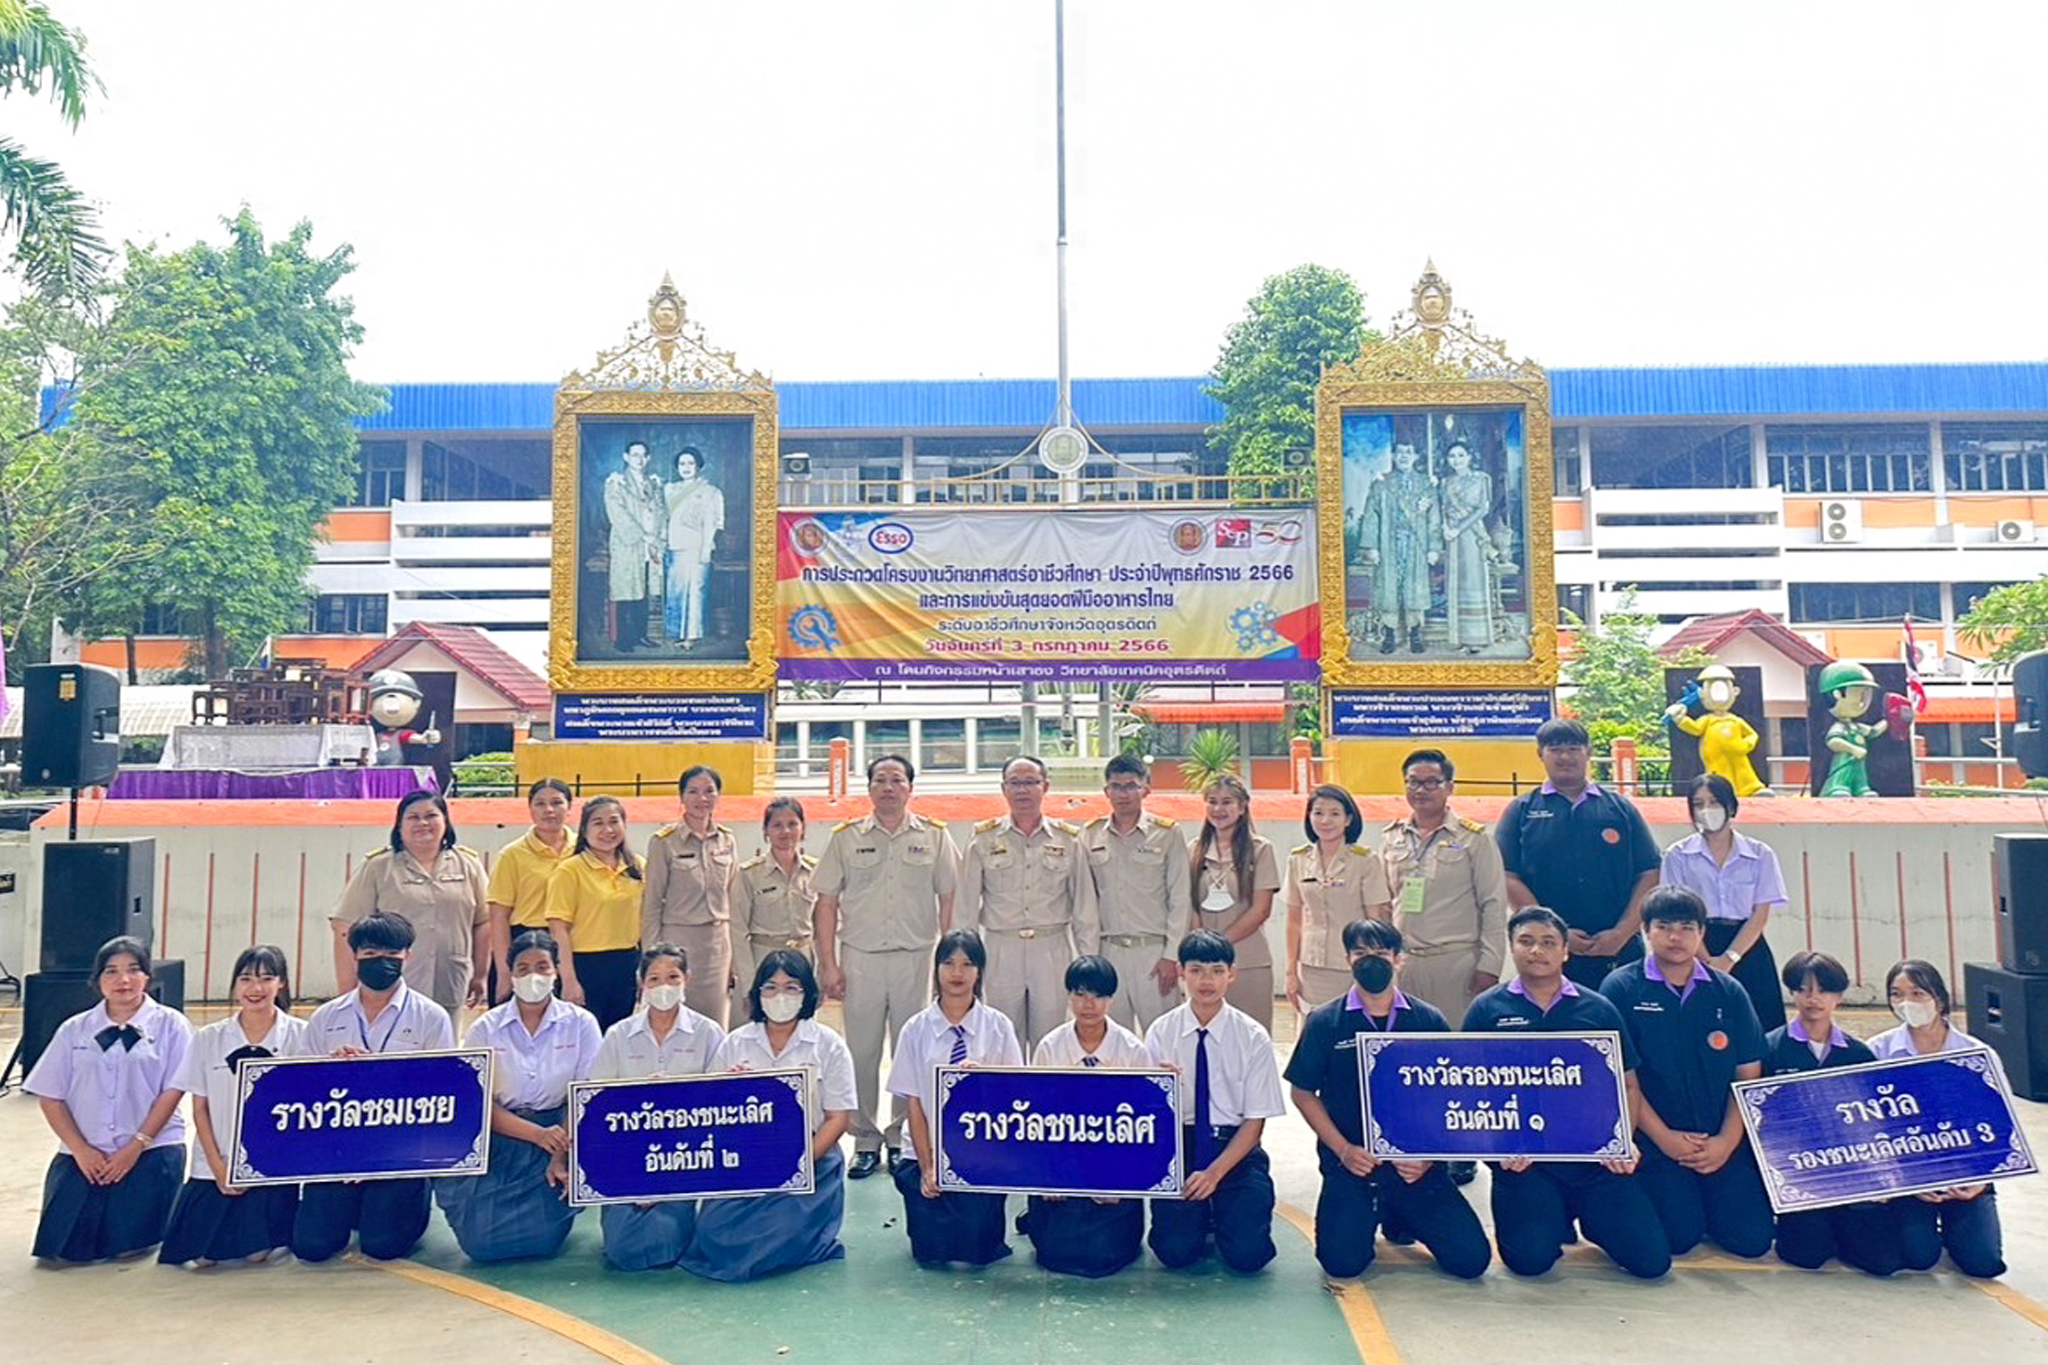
12, 0, 2047, 385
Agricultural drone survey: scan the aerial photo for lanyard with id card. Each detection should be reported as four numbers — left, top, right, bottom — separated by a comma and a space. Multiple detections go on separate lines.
1398, 874, 1428, 915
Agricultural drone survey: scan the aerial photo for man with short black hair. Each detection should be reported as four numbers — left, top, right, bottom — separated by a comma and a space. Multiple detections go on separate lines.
1081, 754, 1189, 1032
1380, 747, 1507, 1026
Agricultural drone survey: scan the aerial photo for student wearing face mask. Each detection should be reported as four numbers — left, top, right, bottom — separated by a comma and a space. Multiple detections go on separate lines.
436, 929, 601, 1262
1658, 773, 1787, 1029
1284, 919, 1492, 1281
1868, 959, 2007, 1279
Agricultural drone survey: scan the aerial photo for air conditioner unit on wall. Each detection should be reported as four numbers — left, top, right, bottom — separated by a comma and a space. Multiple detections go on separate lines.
1995, 518, 2037, 545
1820, 499, 1862, 544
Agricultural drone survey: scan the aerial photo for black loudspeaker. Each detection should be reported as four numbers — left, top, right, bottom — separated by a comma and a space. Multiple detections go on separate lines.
39, 838, 156, 972
18, 960, 185, 1075
1995, 833, 2048, 974
2016, 649, 2047, 781
1963, 962, 2048, 1102
21, 662, 121, 789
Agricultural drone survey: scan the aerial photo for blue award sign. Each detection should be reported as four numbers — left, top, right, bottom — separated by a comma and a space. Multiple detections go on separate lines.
1359, 1033, 1632, 1162
567, 1070, 815, 1206
1735, 1047, 2039, 1214
229, 1049, 494, 1185
933, 1066, 1182, 1197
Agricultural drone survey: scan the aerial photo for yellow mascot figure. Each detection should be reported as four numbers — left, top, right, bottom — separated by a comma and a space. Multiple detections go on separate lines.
1664, 664, 1767, 798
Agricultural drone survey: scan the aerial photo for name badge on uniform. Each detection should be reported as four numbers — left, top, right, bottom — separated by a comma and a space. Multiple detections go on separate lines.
1398, 876, 1428, 915
1044, 845, 1068, 859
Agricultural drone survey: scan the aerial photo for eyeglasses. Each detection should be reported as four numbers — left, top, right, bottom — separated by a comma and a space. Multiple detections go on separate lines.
1404, 777, 1446, 791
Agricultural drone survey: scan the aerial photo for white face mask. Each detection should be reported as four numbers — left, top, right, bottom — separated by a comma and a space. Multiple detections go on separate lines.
512, 973, 555, 1005
1893, 998, 1939, 1029
643, 984, 684, 1012
762, 992, 804, 1024
1695, 806, 1730, 834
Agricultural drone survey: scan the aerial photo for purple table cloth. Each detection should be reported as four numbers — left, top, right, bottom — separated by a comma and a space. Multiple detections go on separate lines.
108, 767, 438, 800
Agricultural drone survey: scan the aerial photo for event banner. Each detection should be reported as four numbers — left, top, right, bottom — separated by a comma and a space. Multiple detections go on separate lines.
229, 1049, 494, 1186
933, 1065, 1182, 1197
777, 508, 1319, 683
1358, 1033, 1632, 1162
1734, 1047, 2038, 1214
567, 1070, 816, 1206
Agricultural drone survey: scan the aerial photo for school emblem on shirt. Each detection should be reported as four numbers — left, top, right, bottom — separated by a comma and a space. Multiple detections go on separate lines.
1707, 1030, 1730, 1051
1600, 828, 1621, 845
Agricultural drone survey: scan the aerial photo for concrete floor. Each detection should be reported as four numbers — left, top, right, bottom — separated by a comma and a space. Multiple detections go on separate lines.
2, 1002, 2046, 1365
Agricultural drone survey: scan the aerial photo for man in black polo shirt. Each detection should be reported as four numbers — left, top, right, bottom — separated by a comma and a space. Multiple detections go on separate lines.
1462, 906, 1670, 1279
1495, 717, 1660, 990
1285, 919, 1491, 1281
1598, 885, 1774, 1258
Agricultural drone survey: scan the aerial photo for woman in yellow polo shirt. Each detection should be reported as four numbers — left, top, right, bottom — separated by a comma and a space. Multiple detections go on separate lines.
545, 795, 644, 1030
487, 779, 574, 1003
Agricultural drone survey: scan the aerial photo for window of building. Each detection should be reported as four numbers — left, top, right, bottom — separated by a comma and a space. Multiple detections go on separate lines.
349, 440, 407, 507
1766, 424, 1930, 494
452, 723, 513, 760
1922, 723, 1956, 758
1778, 717, 1809, 758
780, 437, 902, 504
865, 719, 911, 767
975, 718, 1021, 771
420, 439, 549, 501
775, 722, 800, 770
1587, 424, 1751, 490
1943, 423, 2048, 493
1952, 581, 2023, 620
305, 594, 388, 635
1557, 584, 1591, 625
1787, 583, 1939, 624
137, 602, 190, 635
923, 718, 967, 771
913, 436, 1040, 504
1553, 426, 1584, 496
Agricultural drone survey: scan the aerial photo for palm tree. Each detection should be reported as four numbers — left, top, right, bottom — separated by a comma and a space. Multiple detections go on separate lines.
0, 2, 104, 297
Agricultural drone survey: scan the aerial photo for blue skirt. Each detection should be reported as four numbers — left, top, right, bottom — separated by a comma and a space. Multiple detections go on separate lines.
677, 1145, 847, 1282
601, 1198, 699, 1272
159, 1176, 299, 1265
434, 1106, 580, 1263
32, 1147, 183, 1262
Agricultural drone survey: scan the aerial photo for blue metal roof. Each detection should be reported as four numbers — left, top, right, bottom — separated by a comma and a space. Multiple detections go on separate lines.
1550, 364, 2048, 420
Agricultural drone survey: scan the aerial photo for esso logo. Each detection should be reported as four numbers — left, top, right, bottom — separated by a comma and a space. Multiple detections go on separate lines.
868, 522, 914, 554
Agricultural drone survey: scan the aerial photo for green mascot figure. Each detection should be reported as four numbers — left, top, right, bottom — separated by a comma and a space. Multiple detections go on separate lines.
1816, 660, 1904, 798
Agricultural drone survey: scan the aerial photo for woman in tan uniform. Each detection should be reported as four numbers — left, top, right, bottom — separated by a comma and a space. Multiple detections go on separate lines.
1188, 776, 1281, 1028
1283, 784, 1392, 1013
331, 790, 488, 1017
730, 797, 817, 1012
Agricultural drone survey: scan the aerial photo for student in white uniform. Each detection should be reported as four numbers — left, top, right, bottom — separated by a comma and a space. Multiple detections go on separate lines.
590, 942, 727, 1271
679, 950, 857, 1281
160, 945, 309, 1266
437, 929, 602, 1262
1020, 954, 1153, 1278
890, 929, 1025, 1267
290, 911, 456, 1262
26, 936, 193, 1263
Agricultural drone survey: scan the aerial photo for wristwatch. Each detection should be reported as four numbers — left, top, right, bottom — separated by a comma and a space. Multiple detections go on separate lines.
1727, 949, 1745, 966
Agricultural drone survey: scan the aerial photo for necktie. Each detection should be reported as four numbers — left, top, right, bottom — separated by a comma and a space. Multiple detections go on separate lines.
95, 1024, 141, 1052
1193, 1026, 1213, 1168
1082, 1055, 1101, 1068
948, 1024, 968, 1065
224, 1045, 274, 1070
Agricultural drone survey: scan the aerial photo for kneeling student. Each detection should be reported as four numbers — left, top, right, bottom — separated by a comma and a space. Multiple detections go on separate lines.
1285, 920, 1491, 1280
1143, 930, 1286, 1274
1021, 955, 1153, 1278
1462, 907, 1670, 1279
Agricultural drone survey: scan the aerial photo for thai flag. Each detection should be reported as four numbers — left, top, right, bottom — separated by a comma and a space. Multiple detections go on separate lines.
1901, 616, 1929, 714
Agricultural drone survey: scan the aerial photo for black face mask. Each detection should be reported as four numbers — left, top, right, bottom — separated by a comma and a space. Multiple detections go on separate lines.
356, 956, 405, 992
1352, 955, 1395, 995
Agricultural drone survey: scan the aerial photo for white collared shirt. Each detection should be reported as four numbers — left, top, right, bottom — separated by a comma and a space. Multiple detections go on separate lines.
1142, 1001, 1286, 1127
176, 1010, 310, 1180
1031, 1017, 1152, 1068
25, 997, 194, 1156
1868, 1023, 1984, 1060
888, 999, 1024, 1119
464, 997, 603, 1111
712, 1019, 858, 1130
297, 983, 455, 1057
591, 1005, 727, 1081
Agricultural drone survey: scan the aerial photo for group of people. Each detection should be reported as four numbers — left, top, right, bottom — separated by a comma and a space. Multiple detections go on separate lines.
20, 725, 2012, 1290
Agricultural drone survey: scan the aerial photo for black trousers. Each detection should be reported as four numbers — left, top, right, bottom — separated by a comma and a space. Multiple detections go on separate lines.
1637, 1141, 1775, 1258
1314, 1160, 1490, 1280
1022, 1194, 1144, 1278
576, 948, 640, 1032
1776, 1202, 1906, 1276
893, 1159, 1011, 1267
1563, 933, 1643, 991
1148, 1127, 1275, 1274
291, 1177, 432, 1262
1491, 1162, 1671, 1279
1896, 1187, 2005, 1279
1705, 919, 1784, 1029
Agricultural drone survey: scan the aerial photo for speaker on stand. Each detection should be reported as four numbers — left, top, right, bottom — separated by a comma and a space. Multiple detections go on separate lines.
1966, 832, 2048, 1100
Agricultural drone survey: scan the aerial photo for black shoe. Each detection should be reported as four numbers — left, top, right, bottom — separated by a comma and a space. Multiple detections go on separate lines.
886, 1147, 906, 1173
1449, 1160, 1477, 1186
1379, 628, 1397, 654
1408, 625, 1427, 653
849, 1150, 882, 1180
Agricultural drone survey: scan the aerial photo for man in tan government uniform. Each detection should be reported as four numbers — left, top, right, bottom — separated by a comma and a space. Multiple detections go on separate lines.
958, 755, 1100, 1050
1080, 754, 1189, 1031
813, 753, 958, 1178
641, 764, 736, 1026
1378, 747, 1507, 1025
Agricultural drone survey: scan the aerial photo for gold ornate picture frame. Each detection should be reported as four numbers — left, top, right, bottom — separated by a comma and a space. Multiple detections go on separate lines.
1314, 263, 1558, 690
548, 277, 780, 694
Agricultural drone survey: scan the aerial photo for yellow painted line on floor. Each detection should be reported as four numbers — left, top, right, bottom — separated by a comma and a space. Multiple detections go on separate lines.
1971, 1278, 2048, 1335
1276, 1201, 1405, 1365
359, 1254, 673, 1365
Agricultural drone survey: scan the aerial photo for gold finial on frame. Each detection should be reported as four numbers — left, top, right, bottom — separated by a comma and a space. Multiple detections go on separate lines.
561, 272, 773, 398
1326, 260, 1544, 392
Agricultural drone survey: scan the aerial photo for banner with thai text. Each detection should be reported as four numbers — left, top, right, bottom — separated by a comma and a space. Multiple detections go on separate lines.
777, 508, 1319, 683
933, 1065, 1182, 1197
1734, 1048, 2037, 1214
229, 1049, 494, 1185
1358, 1033, 1631, 1162
567, 1070, 815, 1205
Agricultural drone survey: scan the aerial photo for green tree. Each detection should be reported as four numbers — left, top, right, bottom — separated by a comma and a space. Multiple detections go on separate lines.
0, 1, 106, 297
1957, 577, 2048, 666
1178, 728, 1241, 792
76, 210, 386, 677
1206, 264, 1370, 496
1561, 587, 1708, 753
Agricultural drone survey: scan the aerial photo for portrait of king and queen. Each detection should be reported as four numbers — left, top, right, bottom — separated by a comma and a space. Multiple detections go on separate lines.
1341, 407, 1533, 661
